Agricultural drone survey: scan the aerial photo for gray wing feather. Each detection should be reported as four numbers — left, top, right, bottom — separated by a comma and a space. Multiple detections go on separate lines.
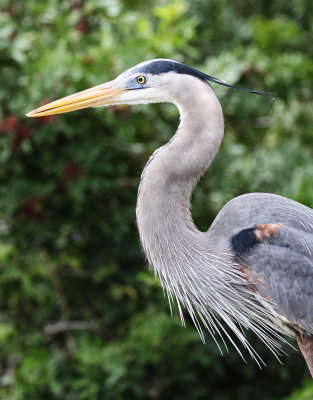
244, 240, 313, 334
209, 192, 313, 335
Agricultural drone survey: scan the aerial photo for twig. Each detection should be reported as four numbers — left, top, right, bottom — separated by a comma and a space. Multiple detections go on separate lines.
44, 320, 100, 336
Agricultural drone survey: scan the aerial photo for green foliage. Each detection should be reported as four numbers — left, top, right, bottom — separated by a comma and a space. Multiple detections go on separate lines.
285, 380, 313, 400
1, 0, 313, 399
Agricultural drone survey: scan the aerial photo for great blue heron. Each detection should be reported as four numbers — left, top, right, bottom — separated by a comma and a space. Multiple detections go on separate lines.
27, 59, 313, 376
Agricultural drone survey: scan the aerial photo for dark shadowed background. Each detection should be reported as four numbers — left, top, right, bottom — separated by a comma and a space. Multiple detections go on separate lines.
1, 0, 313, 399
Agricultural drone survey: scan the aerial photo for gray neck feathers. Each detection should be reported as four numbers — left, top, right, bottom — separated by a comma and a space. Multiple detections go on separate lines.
136, 77, 283, 359
136, 78, 224, 277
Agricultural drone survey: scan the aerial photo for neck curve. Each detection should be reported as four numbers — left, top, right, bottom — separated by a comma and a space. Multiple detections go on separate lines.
136, 77, 224, 271
136, 77, 233, 339
135, 77, 282, 357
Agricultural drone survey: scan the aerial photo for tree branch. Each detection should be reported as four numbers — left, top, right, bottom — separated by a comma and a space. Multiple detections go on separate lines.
44, 320, 100, 336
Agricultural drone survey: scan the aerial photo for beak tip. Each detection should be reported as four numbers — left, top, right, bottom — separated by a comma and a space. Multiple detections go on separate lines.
24, 81, 122, 118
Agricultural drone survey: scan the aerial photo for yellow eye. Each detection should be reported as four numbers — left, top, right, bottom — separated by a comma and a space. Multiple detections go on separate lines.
137, 76, 146, 84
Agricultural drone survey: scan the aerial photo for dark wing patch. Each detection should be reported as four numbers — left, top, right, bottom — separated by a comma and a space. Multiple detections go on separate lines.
231, 223, 284, 256
231, 227, 259, 255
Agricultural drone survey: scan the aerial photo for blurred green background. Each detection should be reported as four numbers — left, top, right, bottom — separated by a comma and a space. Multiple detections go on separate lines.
1, 0, 313, 399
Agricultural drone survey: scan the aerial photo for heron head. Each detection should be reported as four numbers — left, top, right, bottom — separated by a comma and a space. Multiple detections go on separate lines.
26, 59, 273, 117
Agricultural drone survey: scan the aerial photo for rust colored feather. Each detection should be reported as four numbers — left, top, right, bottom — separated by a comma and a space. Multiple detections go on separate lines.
297, 335, 313, 377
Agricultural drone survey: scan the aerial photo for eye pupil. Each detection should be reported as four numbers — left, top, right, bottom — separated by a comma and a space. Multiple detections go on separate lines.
137, 76, 146, 84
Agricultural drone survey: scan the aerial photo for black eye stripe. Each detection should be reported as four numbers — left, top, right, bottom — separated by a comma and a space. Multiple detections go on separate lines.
133, 60, 273, 99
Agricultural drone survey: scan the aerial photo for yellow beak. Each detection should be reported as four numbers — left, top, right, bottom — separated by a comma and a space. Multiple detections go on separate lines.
26, 81, 127, 117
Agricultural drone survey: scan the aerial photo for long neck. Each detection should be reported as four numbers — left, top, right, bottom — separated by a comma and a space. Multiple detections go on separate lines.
136, 78, 224, 275
135, 78, 280, 354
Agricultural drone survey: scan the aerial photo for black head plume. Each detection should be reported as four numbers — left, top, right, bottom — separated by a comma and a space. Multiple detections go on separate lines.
204, 74, 275, 100
136, 60, 275, 100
